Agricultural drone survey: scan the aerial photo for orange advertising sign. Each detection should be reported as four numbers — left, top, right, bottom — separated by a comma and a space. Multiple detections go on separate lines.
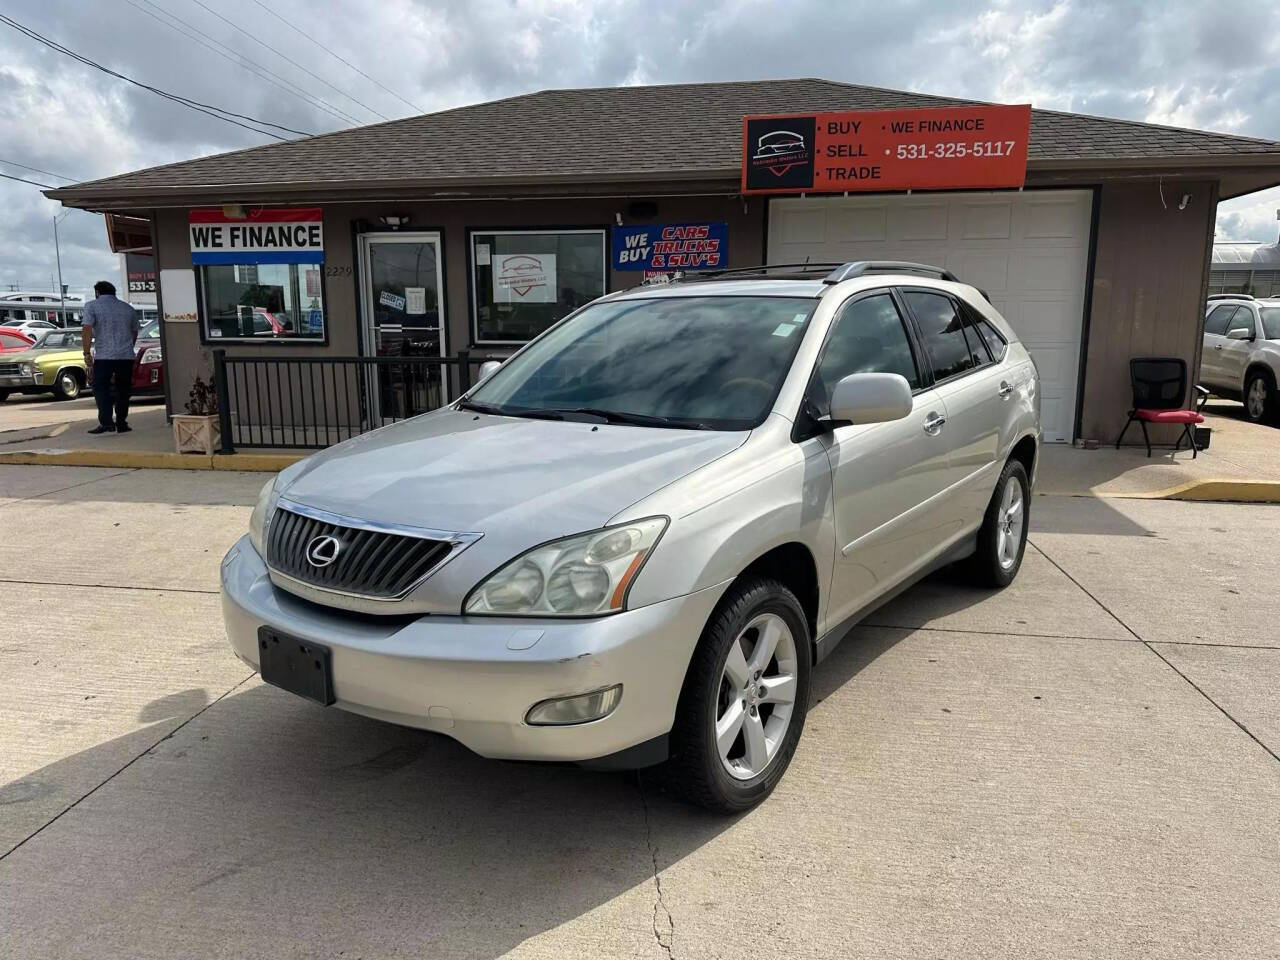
741, 104, 1031, 195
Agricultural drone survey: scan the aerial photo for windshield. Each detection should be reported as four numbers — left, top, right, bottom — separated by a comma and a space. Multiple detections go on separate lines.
467, 295, 817, 430
140, 317, 160, 340
1261, 307, 1280, 340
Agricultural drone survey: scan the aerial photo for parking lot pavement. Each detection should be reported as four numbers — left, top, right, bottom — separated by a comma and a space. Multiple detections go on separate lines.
2, 466, 1279, 959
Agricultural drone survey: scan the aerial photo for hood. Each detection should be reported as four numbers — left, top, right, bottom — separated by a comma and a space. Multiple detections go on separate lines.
280, 408, 746, 542
1, 347, 80, 364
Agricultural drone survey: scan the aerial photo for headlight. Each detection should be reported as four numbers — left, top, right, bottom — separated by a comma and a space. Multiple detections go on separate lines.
20, 362, 33, 375
464, 517, 667, 617
248, 477, 278, 556
139, 346, 162, 364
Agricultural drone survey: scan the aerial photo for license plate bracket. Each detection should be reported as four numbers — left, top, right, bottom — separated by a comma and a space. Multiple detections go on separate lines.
258, 628, 335, 705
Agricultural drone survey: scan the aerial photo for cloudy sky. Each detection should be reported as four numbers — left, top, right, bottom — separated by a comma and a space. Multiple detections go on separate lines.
2, 0, 1279, 296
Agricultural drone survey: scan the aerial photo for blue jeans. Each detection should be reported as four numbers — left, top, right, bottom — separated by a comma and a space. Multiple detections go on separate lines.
92, 359, 134, 427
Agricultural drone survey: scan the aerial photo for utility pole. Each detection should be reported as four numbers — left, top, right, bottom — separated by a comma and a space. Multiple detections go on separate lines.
53, 210, 70, 325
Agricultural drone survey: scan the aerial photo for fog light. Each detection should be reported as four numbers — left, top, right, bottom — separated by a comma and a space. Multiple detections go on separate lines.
525, 684, 622, 726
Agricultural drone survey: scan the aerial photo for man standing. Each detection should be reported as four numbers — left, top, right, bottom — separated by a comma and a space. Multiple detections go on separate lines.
82, 281, 140, 435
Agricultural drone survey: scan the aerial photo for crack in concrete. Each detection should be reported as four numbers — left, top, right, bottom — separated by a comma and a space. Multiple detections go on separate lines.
1029, 538, 1280, 767
636, 774, 675, 959
0, 672, 254, 861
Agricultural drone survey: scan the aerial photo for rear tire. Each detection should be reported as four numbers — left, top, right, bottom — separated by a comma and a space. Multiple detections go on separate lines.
965, 458, 1030, 588
1243, 370, 1276, 425
659, 577, 811, 813
53, 370, 82, 401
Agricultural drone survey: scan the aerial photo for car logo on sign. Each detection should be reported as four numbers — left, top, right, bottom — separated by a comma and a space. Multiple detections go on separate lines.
305, 535, 341, 568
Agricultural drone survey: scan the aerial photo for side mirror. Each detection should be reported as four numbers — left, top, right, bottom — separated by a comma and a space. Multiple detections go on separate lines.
1226, 328, 1253, 341
478, 359, 503, 381
827, 372, 914, 425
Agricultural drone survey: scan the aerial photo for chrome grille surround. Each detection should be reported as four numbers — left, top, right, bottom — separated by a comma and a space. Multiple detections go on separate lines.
265, 499, 481, 602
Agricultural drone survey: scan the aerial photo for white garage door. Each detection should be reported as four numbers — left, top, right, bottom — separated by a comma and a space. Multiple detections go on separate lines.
767, 190, 1093, 443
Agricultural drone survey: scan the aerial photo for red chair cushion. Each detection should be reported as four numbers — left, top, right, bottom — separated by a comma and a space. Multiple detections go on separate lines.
1135, 408, 1204, 424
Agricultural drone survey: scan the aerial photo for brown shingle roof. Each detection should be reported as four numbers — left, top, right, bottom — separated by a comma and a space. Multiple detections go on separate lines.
48, 78, 1280, 204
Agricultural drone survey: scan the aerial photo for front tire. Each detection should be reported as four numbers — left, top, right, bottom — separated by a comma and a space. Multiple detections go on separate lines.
660, 577, 811, 813
53, 370, 82, 401
0, 389, 9, 402
965, 458, 1030, 588
1243, 370, 1276, 425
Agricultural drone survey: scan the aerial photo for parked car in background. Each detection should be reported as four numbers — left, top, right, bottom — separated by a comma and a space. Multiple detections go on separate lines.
1201, 295, 1280, 424
222, 261, 1041, 812
0, 329, 88, 401
0, 327, 35, 353
132, 315, 164, 397
1, 317, 58, 339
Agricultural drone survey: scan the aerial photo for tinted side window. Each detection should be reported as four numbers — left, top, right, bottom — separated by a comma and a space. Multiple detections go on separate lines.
905, 291, 974, 381
810, 294, 920, 418
1204, 304, 1236, 336
977, 318, 1007, 362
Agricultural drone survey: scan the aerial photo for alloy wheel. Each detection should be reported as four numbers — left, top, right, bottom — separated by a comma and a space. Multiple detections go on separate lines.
715, 613, 799, 780
1247, 378, 1267, 420
996, 477, 1024, 571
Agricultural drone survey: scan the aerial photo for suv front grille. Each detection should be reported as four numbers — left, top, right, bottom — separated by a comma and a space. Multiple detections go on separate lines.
266, 505, 460, 600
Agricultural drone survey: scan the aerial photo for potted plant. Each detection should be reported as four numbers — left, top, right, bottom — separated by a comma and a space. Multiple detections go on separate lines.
172, 375, 221, 454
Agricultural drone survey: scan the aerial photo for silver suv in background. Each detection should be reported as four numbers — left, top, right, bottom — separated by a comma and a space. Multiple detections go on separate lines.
1201, 294, 1280, 424
221, 261, 1041, 811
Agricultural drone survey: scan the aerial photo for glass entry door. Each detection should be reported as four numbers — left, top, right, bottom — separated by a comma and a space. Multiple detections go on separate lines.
358, 232, 447, 424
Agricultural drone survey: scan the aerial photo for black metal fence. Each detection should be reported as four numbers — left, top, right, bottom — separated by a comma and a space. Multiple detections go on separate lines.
213, 350, 490, 452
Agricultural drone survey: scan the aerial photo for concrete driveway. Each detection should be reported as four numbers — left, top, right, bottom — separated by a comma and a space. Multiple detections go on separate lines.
1, 465, 1278, 959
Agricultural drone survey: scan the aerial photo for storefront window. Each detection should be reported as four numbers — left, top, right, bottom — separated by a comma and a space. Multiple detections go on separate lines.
200, 262, 325, 341
470, 230, 606, 344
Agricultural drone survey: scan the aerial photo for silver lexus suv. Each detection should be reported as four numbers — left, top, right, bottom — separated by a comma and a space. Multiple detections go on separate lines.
221, 261, 1041, 811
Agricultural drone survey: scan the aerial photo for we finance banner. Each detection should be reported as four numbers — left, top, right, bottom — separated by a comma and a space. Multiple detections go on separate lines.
189, 208, 325, 264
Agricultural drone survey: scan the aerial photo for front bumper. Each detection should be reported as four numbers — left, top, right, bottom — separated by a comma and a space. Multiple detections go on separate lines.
220, 535, 728, 763
0, 373, 40, 388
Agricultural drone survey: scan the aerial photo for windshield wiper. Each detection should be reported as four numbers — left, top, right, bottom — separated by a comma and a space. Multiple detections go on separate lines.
548, 407, 711, 429
459, 400, 708, 429
456, 399, 566, 421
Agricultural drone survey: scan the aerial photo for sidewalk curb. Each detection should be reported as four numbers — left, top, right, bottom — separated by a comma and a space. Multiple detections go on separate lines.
1038, 479, 1280, 504
0, 448, 303, 473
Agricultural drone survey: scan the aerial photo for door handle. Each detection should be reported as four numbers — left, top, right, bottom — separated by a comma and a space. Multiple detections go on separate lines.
998, 381, 1014, 398
1213, 344, 1223, 350
923, 413, 946, 434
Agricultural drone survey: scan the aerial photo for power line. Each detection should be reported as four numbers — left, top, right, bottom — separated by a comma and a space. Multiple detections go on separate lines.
0, 171, 56, 189
0, 158, 78, 182
123, 0, 360, 127
249, 0, 423, 115
184, 0, 389, 121
0, 13, 308, 140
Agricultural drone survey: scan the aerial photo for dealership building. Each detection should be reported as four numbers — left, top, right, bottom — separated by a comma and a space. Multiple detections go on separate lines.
47, 78, 1280, 446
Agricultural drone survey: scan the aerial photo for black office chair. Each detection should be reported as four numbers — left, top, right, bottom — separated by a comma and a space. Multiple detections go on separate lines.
1115, 357, 1204, 458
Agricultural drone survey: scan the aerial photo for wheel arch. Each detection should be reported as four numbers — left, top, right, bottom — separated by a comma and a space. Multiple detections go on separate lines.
1244, 361, 1276, 390
53, 364, 86, 386
1009, 433, 1038, 485
730, 541, 820, 657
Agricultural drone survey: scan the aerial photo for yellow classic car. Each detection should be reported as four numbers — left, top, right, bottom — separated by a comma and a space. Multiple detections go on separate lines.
0, 329, 89, 401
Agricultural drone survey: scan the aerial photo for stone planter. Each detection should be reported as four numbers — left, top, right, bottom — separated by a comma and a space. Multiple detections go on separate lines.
172, 414, 221, 455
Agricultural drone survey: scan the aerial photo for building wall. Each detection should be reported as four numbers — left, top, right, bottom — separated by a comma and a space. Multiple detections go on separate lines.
156, 195, 764, 411
157, 184, 1217, 450
1079, 179, 1216, 443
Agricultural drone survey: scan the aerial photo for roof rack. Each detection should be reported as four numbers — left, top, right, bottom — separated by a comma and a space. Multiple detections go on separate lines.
822, 261, 958, 284
1207, 293, 1254, 301
675, 261, 959, 285
678, 263, 845, 282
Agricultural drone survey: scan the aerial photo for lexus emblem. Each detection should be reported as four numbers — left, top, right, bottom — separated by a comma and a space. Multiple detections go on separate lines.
305, 535, 342, 568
